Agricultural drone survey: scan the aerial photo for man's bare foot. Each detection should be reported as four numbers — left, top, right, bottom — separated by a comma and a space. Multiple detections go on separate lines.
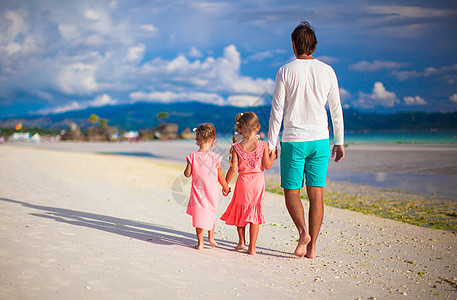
305, 243, 316, 258
209, 240, 218, 247
234, 243, 245, 250
248, 245, 256, 255
294, 232, 311, 257
195, 243, 204, 250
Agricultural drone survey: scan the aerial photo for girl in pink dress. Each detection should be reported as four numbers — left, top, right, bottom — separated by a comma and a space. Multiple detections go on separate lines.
184, 123, 231, 250
221, 112, 276, 255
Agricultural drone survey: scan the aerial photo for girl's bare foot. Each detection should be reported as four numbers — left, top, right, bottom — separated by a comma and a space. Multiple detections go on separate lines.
195, 243, 204, 250
209, 239, 218, 247
248, 245, 256, 255
305, 243, 316, 258
234, 243, 245, 250
294, 232, 311, 257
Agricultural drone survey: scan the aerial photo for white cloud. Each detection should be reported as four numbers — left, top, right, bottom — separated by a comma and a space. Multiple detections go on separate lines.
391, 70, 421, 81
140, 24, 159, 33
84, 9, 101, 21
372, 82, 397, 104
367, 5, 452, 18
317, 56, 340, 64
138, 45, 274, 96
58, 63, 98, 95
349, 60, 406, 72
226, 95, 263, 107
245, 51, 273, 63
58, 24, 80, 40
187, 47, 203, 58
5, 42, 21, 55
84, 34, 109, 47
350, 82, 399, 109
423, 64, 457, 84
244, 49, 286, 63
365, 5, 457, 37
109, 1, 118, 10
51, 101, 83, 114
37, 94, 117, 115
392, 63, 457, 83
127, 44, 146, 61
339, 88, 351, 100
91, 94, 117, 106
4, 11, 28, 40
450, 94, 457, 104
404, 95, 426, 105
129, 91, 224, 105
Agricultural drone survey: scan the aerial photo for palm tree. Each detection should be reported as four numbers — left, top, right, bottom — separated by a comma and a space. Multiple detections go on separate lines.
88, 114, 100, 124
157, 112, 169, 123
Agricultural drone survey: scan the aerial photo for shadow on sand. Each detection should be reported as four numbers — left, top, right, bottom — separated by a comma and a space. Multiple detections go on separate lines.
96, 152, 162, 159
0, 197, 292, 258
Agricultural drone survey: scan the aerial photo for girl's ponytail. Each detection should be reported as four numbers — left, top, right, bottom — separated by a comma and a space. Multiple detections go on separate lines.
229, 113, 243, 167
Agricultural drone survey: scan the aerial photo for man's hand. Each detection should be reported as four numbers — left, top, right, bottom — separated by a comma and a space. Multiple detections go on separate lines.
269, 148, 278, 160
331, 145, 345, 162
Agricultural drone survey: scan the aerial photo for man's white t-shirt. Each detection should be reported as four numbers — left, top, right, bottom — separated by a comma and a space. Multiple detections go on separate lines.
268, 58, 344, 149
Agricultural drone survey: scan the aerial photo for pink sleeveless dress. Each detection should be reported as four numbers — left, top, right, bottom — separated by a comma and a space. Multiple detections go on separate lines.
186, 151, 222, 230
220, 140, 266, 226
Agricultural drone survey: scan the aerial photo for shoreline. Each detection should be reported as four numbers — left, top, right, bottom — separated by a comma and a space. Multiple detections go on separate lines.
4, 141, 457, 230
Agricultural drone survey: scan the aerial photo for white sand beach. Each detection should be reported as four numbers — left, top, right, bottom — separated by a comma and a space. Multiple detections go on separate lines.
1, 143, 456, 299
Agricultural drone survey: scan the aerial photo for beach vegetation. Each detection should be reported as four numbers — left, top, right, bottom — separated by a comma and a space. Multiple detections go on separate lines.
265, 179, 457, 231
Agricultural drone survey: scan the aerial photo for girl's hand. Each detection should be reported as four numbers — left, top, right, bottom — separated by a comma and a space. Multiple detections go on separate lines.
222, 186, 231, 196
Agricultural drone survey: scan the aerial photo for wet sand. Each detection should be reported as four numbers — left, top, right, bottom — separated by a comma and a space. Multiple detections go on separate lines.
1, 144, 456, 299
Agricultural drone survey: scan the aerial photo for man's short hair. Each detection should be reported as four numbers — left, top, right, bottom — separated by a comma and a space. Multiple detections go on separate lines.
291, 21, 317, 56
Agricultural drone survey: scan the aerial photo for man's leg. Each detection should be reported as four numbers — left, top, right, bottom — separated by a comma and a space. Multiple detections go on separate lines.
305, 185, 324, 258
284, 189, 311, 257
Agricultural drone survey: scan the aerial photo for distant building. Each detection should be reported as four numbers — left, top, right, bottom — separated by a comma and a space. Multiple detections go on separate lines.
10, 133, 31, 141
124, 131, 139, 142
31, 133, 41, 143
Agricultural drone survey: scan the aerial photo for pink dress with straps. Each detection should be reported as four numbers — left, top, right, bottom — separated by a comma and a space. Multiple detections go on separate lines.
186, 151, 222, 230
221, 140, 266, 226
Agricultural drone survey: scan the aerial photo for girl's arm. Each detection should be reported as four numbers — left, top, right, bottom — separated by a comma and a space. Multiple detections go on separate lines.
184, 159, 192, 177
218, 167, 230, 196
225, 150, 238, 185
262, 143, 276, 170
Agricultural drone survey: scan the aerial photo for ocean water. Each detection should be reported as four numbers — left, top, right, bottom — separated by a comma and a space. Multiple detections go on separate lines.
341, 129, 457, 144
218, 129, 457, 144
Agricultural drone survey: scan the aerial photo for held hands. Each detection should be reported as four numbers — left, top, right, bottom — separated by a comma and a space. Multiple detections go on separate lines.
269, 147, 277, 160
331, 145, 345, 162
222, 186, 231, 197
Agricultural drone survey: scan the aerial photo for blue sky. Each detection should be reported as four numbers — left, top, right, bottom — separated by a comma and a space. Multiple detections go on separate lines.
1, 0, 456, 118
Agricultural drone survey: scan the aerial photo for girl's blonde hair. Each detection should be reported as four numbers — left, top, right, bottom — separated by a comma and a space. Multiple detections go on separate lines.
194, 123, 216, 143
229, 112, 260, 166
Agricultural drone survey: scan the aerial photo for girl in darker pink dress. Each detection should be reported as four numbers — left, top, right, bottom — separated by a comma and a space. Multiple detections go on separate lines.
184, 123, 230, 250
221, 112, 276, 255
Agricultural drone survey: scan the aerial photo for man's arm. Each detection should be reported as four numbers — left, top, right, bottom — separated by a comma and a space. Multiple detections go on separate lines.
327, 68, 344, 148
267, 69, 286, 150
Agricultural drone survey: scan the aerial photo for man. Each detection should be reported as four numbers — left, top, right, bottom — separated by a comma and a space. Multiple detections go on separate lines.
268, 21, 345, 258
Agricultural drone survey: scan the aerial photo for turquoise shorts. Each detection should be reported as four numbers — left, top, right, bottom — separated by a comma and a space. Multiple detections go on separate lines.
280, 139, 331, 189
